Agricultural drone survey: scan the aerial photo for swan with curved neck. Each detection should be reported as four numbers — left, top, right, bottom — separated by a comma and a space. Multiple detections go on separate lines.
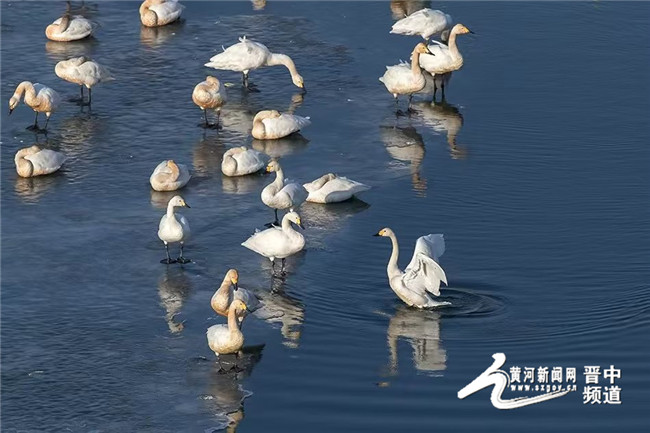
14, 145, 67, 178
158, 195, 191, 264
221, 146, 266, 177
251, 109, 311, 140
45, 12, 94, 42
150, 160, 191, 191
261, 159, 308, 225
211, 269, 261, 324
206, 300, 248, 360
9, 81, 61, 131
374, 227, 449, 308
140, 0, 184, 27
192, 76, 227, 128
379, 42, 431, 111
55, 56, 113, 106
205, 36, 305, 91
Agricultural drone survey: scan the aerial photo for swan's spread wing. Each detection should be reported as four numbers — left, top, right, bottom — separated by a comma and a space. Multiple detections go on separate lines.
149, 0, 184, 23
408, 234, 446, 267
390, 9, 452, 37
234, 149, 266, 172
403, 252, 448, 297
262, 114, 311, 138
205, 39, 268, 71
279, 181, 308, 206
25, 149, 67, 174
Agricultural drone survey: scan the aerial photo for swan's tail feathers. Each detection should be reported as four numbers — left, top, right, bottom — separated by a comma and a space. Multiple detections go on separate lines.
239, 35, 247, 43
378, 77, 385, 83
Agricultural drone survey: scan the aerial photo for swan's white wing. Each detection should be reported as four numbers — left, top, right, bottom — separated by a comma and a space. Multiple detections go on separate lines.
234, 149, 266, 173
34, 84, 61, 110
53, 16, 94, 39
78, 61, 114, 85
177, 213, 191, 238
408, 234, 446, 266
306, 176, 370, 203
403, 252, 448, 297
149, 0, 184, 23
233, 287, 262, 312
241, 226, 287, 257
279, 181, 308, 206
25, 149, 67, 175
205, 38, 269, 71
390, 9, 451, 38
207, 324, 230, 349
419, 43, 453, 72
379, 63, 422, 93
262, 114, 310, 138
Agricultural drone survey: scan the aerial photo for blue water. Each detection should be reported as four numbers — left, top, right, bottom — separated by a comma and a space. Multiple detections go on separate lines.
2, 1, 649, 432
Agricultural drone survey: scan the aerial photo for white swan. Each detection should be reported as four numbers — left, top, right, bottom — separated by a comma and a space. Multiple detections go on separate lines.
55, 56, 113, 106
242, 211, 305, 275
374, 228, 449, 308
221, 146, 267, 177
45, 14, 95, 42
207, 299, 247, 358
419, 24, 473, 97
390, 8, 452, 41
150, 160, 191, 191
192, 76, 227, 129
251, 110, 310, 140
211, 269, 261, 324
158, 195, 191, 264
14, 145, 67, 178
140, 0, 184, 27
379, 42, 431, 111
261, 159, 308, 225
303, 173, 370, 203
9, 81, 61, 131
205, 36, 304, 90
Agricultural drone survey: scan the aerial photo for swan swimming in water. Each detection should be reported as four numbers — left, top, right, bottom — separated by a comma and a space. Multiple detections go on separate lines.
150, 160, 191, 191
379, 42, 431, 113
391, 8, 453, 41
158, 195, 191, 264
55, 56, 113, 106
252, 110, 311, 140
211, 269, 261, 324
221, 146, 267, 177
303, 173, 370, 203
374, 228, 449, 308
139, 0, 185, 27
9, 81, 61, 131
45, 13, 95, 42
242, 211, 305, 276
14, 145, 67, 178
261, 159, 308, 226
205, 36, 305, 91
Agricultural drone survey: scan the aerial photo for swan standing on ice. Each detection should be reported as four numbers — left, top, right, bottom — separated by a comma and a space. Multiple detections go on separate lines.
242, 211, 305, 276
379, 42, 431, 113
45, 13, 95, 42
14, 145, 67, 178
211, 269, 261, 324
158, 195, 191, 264
207, 300, 248, 369
139, 0, 184, 27
251, 110, 310, 140
150, 160, 191, 191
390, 8, 452, 42
221, 146, 267, 177
192, 76, 227, 129
303, 174, 370, 203
419, 24, 473, 98
55, 56, 113, 106
262, 159, 308, 226
9, 81, 61, 131
205, 36, 305, 91
374, 228, 449, 308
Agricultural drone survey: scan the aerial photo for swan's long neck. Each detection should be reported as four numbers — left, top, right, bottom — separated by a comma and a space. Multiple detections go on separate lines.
281, 216, 297, 234
387, 232, 401, 277
14, 82, 35, 104
140, 1, 158, 25
447, 31, 462, 61
168, 161, 179, 181
222, 154, 237, 174
14, 148, 36, 177
227, 307, 241, 332
272, 167, 285, 189
166, 202, 176, 218
411, 51, 424, 77
267, 53, 299, 79
212, 276, 232, 311
59, 13, 71, 32
252, 115, 269, 139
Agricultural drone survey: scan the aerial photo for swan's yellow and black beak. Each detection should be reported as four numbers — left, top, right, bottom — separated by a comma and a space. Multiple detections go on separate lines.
8, 108, 13, 115
183, 201, 191, 208
232, 280, 238, 291
373, 231, 381, 236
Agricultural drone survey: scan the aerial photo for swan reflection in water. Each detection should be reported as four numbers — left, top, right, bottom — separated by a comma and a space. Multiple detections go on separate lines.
14, 173, 64, 203
157, 267, 192, 333
390, 0, 431, 20
380, 305, 446, 376
413, 99, 468, 159
251, 134, 309, 159
45, 38, 98, 62
193, 132, 227, 177
140, 20, 185, 48
255, 277, 305, 349
251, 0, 267, 11
379, 124, 427, 195
191, 345, 265, 431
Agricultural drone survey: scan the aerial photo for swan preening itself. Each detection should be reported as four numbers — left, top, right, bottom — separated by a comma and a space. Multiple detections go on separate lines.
379, 42, 431, 112
207, 299, 248, 360
205, 36, 305, 91
303, 174, 370, 203
252, 110, 311, 140
391, 8, 452, 41
374, 228, 449, 308
158, 195, 191, 264
55, 56, 114, 106
9, 81, 61, 131
45, 14, 95, 42
242, 211, 306, 275
139, 0, 185, 27
150, 160, 191, 191
14, 145, 67, 178
419, 24, 473, 98
221, 147, 267, 177
261, 159, 308, 225
192, 76, 227, 129
211, 269, 261, 324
